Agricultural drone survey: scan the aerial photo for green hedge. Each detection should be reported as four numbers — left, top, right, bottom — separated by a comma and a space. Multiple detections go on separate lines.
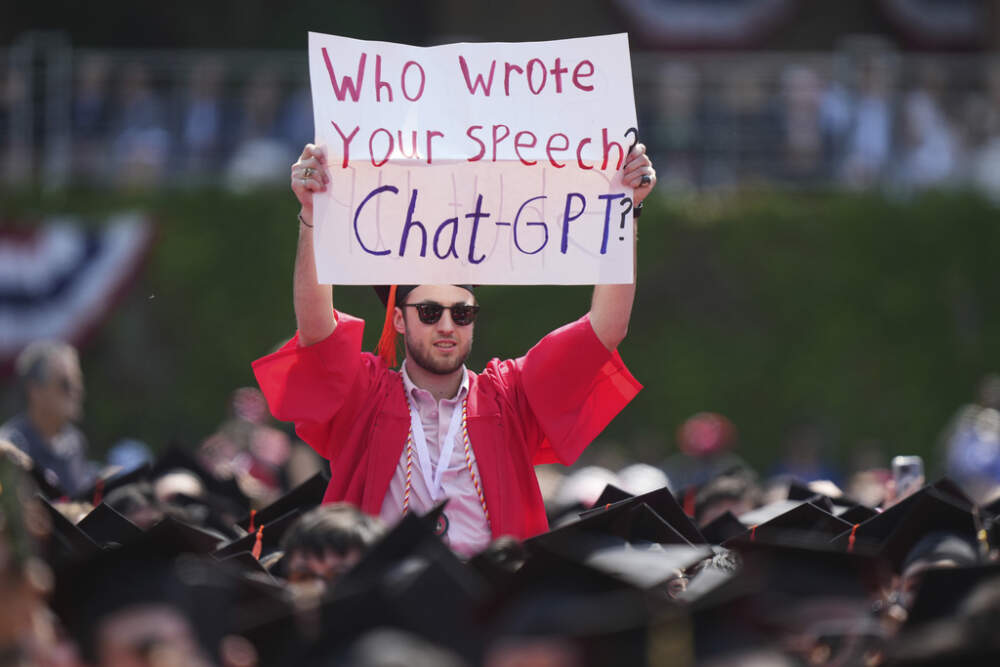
4, 187, 998, 472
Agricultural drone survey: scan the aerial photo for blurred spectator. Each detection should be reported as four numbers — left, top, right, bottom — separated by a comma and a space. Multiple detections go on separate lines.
106, 438, 153, 474
770, 421, 842, 485
110, 62, 170, 187
178, 58, 228, 178
896, 62, 959, 190
617, 462, 671, 496
841, 56, 894, 188
0, 341, 96, 496
694, 468, 761, 527
942, 374, 1000, 503
226, 68, 290, 190
662, 412, 744, 493
71, 55, 112, 183
648, 62, 702, 190
280, 503, 385, 588
779, 65, 824, 182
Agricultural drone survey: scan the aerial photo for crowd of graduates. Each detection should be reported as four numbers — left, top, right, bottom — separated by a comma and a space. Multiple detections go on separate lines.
3, 396, 1000, 666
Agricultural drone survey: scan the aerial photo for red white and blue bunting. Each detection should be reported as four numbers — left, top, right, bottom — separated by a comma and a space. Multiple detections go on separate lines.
611, 0, 795, 49
0, 214, 155, 368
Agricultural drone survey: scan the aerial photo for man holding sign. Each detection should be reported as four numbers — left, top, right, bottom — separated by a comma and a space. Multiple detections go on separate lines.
253, 34, 654, 557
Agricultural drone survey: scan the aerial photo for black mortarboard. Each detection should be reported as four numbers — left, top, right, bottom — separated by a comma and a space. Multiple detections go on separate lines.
591, 483, 633, 507
747, 501, 853, 546
835, 504, 879, 525
75, 463, 152, 505
483, 550, 651, 667
236, 470, 329, 532
37, 494, 101, 570
152, 445, 250, 510
52, 546, 238, 664
143, 515, 227, 556
903, 563, 1000, 628
786, 479, 859, 508
577, 486, 706, 545
213, 509, 303, 561
832, 487, 979, 572
528, 501, 695, 558
76, 502, 144, 547
582, 539, 713, 591
25, 458, 66, 500
700, 510, 748, 545
308, 505, 488, 665
735, 499, 804, 527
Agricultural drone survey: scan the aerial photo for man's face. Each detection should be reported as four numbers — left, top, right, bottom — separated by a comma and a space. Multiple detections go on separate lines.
394, 285, 475, 376
28, 351, 85, 425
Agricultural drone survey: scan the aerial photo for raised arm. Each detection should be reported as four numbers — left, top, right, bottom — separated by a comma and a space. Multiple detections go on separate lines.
291, 144, 336, 346
589, 143, 656, 350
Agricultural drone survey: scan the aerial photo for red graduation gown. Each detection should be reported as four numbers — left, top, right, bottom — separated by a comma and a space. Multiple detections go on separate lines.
252, 311, 641, 540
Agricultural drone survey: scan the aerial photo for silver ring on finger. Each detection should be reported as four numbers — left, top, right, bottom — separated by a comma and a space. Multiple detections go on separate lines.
639, 174, 651, 186
303, 167, 315, 179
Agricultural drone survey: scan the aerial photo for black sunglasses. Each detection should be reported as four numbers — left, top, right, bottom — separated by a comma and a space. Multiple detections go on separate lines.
402, 302, 480, 326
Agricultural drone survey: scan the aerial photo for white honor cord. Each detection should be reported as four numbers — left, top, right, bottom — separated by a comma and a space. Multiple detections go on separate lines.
406, 396, 465, 501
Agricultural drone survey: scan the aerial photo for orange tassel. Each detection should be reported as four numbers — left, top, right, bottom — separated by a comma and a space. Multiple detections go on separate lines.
848, 524, 859, 553
248, 509, 256, 533
375, 284, 399, 367
684, 487, 696, 518
252, 525, 264, 560
92, 478, 104, 507
750, 524, 758, 542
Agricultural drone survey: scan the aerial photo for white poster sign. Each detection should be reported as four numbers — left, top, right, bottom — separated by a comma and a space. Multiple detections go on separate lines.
308, 32, 637, 285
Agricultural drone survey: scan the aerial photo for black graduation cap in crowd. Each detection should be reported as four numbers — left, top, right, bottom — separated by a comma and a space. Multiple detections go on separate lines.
831, 486, 979, 573
143, 515, 227, 556
577, 486, 706, 545
76, 502, 144, 547
735, 499, 804, 527
591, 483, 634, 508
902, 563, 1000, 629
296, 505, 489, 665
786, 479, 859, 508
75, 463, 153, 504
483, 550, 652, 667
213, 508, 304, 561
152, 445, 250, 511
836, 504, 879, 525
528, 501, 695, 559
700, 510, 748, 545
37, 494, 101, 570
748, 501, 853, 546
51, 543, 239, 664
235, 470, 330, 532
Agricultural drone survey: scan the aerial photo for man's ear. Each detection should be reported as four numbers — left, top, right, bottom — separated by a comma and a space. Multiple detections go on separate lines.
393, 307, 406, 335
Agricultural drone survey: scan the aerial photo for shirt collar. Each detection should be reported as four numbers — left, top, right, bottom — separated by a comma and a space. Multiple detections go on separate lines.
400, 359, 469, 402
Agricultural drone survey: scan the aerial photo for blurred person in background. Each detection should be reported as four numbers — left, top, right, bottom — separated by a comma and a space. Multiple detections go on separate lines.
0, 341, 96, 497
662, 412, 744, 493
842, 55, 894, 189
111, 62, 170, 187
942, 373, 1000, 504
226, 68, 290, 190
770, 420, 842, 486
71, 55, 112, 184
647, 62, 702, 190
178, 59, 228, 179
896, 62, 959, 190
779, 64, 825, 183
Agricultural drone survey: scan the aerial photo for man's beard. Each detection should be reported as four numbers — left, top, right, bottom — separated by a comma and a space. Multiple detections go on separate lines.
404, 335, 472, 375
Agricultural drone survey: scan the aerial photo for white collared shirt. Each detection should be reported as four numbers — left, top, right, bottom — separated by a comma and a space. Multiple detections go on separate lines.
378, 360, 492, 557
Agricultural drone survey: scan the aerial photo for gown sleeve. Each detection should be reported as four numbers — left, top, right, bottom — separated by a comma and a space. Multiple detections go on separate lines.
251, 311, 371, 460
485, 314, 642, 466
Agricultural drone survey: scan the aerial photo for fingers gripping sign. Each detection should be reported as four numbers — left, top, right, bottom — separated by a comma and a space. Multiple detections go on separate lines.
292, 144, 331, 215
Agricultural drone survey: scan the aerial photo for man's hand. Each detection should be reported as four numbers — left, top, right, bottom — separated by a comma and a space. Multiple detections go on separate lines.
588, 142, 656, 350
623, 142, 656, 207
291, 144, 330, 224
